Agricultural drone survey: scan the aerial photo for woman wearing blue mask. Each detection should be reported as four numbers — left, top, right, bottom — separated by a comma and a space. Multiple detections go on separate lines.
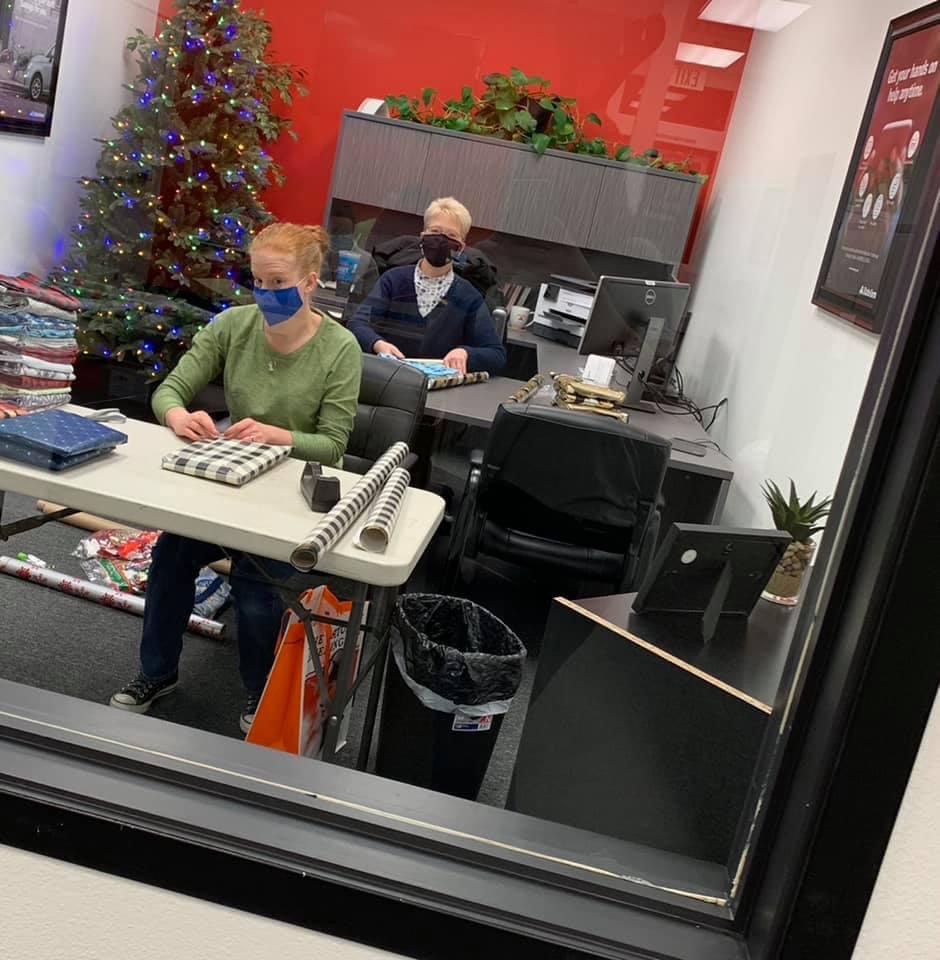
110, 222, 362, 734
349, 197, 506, 375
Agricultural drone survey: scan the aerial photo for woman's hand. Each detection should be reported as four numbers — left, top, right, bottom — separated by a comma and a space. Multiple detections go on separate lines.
224, 418, 292, 446
443, 348, 468, 375
165, 408, 219, 442
373, 339, 404, 359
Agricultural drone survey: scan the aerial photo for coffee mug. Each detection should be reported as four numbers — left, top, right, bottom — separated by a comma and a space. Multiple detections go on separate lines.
509, 306, 531, 329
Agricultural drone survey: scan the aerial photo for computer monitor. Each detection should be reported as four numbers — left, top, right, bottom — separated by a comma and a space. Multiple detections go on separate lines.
633, 523, 791, 642
578, 276, 691, 412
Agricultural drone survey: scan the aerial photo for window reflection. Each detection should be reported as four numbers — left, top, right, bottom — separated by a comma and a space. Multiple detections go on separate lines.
0, 0, 896, 912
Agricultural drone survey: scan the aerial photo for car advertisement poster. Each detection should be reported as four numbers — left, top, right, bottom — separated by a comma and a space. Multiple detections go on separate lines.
814, 12, 940, 332
0, 0, 67, 137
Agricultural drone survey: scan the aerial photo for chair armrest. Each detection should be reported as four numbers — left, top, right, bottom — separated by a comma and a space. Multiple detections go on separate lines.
634, 507, 661, 590
443, 452, 485, 590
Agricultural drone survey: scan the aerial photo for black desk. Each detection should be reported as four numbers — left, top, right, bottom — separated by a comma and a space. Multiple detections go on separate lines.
507, 593, 800, 866
424, 330, 734, 525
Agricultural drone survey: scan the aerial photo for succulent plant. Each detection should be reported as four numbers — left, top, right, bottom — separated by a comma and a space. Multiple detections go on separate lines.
762, 479, 833, 543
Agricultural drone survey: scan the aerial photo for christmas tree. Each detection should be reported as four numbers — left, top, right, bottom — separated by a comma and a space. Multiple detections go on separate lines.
55, 0, 305, 376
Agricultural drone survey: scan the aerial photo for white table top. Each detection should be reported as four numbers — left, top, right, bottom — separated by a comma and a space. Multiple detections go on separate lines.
0, 408, 445, 588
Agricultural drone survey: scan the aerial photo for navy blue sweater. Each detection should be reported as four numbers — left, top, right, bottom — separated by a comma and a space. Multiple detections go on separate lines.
348, 266, 506, 375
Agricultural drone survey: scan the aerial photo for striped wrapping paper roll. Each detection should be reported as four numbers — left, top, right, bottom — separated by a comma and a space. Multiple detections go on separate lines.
290, 441, 410, 571
355, 467, 410, 554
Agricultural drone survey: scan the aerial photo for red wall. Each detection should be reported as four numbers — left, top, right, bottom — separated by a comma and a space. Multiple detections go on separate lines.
157, 0, 752, 254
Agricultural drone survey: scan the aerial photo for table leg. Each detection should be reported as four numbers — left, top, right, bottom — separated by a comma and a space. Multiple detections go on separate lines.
356, 585, 397, 771
0, 489, 78, 541
321, 580, 369, 758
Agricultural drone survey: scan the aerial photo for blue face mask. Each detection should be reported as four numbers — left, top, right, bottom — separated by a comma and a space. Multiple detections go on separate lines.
254, 285, 305, 325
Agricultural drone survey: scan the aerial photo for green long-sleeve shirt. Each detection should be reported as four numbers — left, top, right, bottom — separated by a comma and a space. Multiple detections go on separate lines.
152, 305, 362, 465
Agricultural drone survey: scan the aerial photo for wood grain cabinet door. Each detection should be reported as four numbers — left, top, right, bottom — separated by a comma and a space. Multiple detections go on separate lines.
415, 134, 513, 231
332, 117, 432, 214
588, 167, 700, 261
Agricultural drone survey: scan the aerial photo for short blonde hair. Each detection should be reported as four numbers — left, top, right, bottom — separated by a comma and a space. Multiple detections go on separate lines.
424, 197, 472, 239
251, 222, 330, 276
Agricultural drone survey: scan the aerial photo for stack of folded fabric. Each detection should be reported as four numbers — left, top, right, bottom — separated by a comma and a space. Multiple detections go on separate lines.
0, 273, 81, 419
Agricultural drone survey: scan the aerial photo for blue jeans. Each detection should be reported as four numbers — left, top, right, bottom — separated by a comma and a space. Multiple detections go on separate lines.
139, 533, 295, 696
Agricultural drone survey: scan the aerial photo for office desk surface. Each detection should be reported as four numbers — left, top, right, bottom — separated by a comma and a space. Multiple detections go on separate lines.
0, 408, 444, 587
507, 327, 582, 376
424, 377, 732, 481
567, 594, 800, 713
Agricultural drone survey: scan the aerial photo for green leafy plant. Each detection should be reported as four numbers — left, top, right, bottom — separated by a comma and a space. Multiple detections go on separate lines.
761, 480, 833, 543
384, 68, 707, 180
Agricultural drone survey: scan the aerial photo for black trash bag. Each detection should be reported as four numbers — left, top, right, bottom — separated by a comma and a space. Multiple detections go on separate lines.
395, 594, 526, 707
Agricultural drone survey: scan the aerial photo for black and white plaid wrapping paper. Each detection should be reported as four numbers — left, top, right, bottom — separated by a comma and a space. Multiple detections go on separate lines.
290, 441, 410, 571
161, 438, 290, 486
355, 467, 410, 553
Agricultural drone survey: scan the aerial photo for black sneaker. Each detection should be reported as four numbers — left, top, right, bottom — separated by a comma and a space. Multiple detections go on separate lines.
240, 693, 261, 735
110, 673, 178, 713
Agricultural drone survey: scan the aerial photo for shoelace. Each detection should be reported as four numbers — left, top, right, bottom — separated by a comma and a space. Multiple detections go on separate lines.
124, 676, 158, 700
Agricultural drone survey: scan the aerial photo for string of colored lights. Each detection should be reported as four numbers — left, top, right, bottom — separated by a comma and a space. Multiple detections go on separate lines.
54, 0, 306, 378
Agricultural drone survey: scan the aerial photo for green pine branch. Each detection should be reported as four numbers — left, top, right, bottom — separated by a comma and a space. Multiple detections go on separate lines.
55, 0, 305, 377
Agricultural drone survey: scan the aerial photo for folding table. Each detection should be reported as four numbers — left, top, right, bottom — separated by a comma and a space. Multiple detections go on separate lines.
0, 406, 445, 764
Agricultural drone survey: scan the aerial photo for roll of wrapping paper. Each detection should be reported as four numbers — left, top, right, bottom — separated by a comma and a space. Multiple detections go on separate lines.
508, 373, 545, 403
0, 556, 225, 639
552, 373, 625, 405
552, 398, 629, 423
425, 371, 490, 391
355, 467, 410, 553
290, 441, 410, 571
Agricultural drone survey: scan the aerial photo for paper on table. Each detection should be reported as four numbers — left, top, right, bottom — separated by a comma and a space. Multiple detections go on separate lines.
355, 467, 410, 553
290, 442, 409, 571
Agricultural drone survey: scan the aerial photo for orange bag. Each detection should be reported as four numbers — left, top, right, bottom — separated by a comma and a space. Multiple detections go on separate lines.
246, 585, 365, 757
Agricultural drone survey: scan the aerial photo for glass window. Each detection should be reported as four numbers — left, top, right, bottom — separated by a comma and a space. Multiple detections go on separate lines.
1, 0, 937, 953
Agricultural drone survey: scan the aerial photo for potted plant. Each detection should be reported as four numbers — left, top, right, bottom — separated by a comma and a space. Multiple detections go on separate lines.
761, 480, 833, 605
384, 69, 707, 178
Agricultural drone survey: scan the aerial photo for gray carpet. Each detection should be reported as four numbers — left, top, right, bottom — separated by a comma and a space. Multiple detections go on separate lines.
0, 491, 542, 807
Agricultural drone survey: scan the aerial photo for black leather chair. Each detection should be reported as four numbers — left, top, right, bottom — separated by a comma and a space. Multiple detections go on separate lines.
445, 403, 671, 594
344, 354, 428, 474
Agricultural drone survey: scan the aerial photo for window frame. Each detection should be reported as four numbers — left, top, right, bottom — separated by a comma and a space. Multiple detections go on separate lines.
3, 25, 940, 960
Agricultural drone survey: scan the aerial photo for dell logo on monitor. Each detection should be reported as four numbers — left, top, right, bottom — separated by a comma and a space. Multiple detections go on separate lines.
644, 289, 657, 306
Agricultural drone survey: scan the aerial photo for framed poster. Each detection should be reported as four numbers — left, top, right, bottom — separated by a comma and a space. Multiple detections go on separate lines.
0, 0, 70, 138
813, 2, 940, 333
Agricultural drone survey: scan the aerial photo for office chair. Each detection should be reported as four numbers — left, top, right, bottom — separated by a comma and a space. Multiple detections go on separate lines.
444, 403, 671, 595
344, 354, 428, 474
491, 307, 508, 344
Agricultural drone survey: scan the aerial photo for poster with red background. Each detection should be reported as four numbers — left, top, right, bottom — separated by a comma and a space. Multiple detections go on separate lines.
815, 17, 940, 332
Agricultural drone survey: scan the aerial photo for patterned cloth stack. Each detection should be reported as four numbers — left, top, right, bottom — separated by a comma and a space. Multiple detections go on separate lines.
0, 273, 82, 419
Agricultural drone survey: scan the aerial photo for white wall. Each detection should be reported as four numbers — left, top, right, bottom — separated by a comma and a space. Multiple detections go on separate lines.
678, 0, 922, 526
853, 689, 940, 958
0, 0, 159, 277
0, 843, 406, 960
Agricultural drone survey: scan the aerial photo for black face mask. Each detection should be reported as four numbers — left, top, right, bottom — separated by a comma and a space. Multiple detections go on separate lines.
420, 233, 459, 268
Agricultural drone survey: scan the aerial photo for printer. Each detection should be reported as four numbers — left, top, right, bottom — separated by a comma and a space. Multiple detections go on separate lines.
532, 275, 597, 347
